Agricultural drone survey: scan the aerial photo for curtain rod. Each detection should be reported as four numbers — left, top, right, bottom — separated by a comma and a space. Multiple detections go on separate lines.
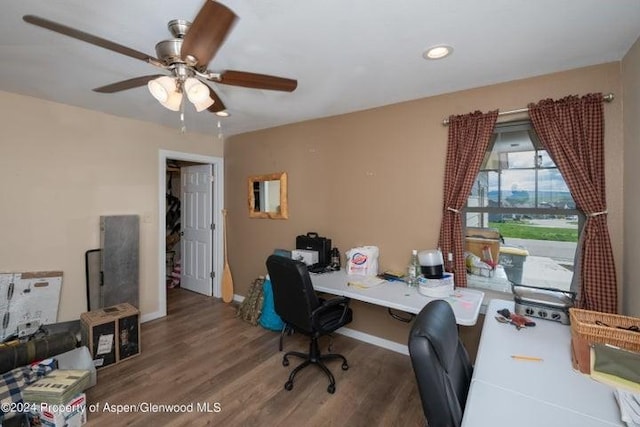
441, 93, 615, 126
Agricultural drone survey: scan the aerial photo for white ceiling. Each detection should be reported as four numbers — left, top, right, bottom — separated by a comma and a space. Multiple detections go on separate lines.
1, 0, 639, 138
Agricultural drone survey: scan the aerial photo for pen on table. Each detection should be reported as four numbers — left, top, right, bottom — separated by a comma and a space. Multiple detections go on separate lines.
511, 355, 543, 362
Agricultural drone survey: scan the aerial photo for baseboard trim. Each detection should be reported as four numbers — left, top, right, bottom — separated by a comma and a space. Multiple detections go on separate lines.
220, 295, 409, 356
335, 327, 409, 355
229, 295, 409, 355
141, 310, 163, 323
147, 293, 408, 355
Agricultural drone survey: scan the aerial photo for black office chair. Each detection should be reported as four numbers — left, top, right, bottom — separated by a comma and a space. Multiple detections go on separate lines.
265, 254, 352, 394
408, 300, 473, 427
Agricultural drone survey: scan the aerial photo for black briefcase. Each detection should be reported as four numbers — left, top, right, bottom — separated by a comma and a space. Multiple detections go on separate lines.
296, 232, 332, 267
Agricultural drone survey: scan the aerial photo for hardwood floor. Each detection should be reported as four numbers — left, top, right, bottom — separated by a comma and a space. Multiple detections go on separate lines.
85, 288, 425, 426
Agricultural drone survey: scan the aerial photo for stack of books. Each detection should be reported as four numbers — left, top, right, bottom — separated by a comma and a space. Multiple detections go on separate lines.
23, 369, 91, 405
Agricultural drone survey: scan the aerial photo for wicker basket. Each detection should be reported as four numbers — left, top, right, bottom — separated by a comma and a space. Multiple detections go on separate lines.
569, 308, 640, 373
570, 309, 640, 351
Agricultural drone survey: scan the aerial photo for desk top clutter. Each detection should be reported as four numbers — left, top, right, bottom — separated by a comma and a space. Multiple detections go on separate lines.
311, 269, 483, 326
284, 238, 483, 325
345, 246, 379, 276
463, 299, 626, 426
463, 299, 640, 427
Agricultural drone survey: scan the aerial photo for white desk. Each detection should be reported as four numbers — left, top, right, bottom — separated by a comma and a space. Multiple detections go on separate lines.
462, 299, 623, 426
310, 270, 484, 326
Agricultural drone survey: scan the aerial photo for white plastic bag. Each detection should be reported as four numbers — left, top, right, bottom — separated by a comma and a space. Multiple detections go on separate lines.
346, 246, 379, 276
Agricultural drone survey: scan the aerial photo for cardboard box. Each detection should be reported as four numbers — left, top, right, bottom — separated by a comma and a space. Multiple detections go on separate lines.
27, 392, 87, 427
465, 237, 500, 264
55, 347, 97, 389
23, 369, 91, 405
465, 227, 501, 264
466, 227, 500, 240
81, 303, 140, 369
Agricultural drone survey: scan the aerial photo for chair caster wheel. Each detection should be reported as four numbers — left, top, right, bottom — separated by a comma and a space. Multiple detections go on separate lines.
282, 358, 289, 367
327, 384, 335, 394
284, 381, 293, 391
342, 363, 349, 370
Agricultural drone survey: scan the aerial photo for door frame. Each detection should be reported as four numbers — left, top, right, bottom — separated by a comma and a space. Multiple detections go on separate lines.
154, 149, 224, 320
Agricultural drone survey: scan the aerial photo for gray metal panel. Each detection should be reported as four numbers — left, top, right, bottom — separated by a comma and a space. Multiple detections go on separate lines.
100, 215, 139, 308
85, 249, 101, 311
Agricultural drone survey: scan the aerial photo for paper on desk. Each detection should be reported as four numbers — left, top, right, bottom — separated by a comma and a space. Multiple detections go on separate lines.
614, 389, 640, 426
346, 275, 386, 289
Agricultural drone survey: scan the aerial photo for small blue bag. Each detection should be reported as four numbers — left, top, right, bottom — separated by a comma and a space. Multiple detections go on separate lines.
259, 277, 284, 331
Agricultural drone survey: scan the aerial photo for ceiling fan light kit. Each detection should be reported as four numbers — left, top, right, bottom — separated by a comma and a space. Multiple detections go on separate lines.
147, 76, 183, 111
193, 98, 215, 113
147, 74, 214, 112
22, 1, 297, 123
148, 76, 174, 103
184, 77, 210, 103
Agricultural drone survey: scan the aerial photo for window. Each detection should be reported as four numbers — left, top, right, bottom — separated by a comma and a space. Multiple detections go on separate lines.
465, 121, 581, 293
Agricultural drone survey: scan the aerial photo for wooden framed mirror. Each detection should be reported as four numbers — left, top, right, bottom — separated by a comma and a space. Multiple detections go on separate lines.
248, 172, 288, 219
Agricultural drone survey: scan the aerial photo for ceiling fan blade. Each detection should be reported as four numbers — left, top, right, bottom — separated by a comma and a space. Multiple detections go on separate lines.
203, 83, 226, 113
218, 70, 297, 92
180, 2, 237, 69
23, 15, 158, 63
93, 75, 165, 93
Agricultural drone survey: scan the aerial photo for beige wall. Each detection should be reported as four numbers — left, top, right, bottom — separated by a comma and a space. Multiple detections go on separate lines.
623, 36, 640, 317
0, 91, 223, 321
225, 62, 625, 344
2, 59, 628, 341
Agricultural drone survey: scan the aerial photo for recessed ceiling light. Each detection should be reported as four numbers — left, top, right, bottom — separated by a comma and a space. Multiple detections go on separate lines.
423, 45, 453, 60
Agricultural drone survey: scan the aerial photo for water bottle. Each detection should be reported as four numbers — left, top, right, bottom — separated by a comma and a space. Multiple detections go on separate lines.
407, 249, 421, 287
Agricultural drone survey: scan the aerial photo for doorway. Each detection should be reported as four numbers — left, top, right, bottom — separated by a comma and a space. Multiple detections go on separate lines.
155, 150, 224, 320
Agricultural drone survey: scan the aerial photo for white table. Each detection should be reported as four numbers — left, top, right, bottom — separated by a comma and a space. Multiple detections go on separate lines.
462, 299, 624, 426
310, 270, 484, 326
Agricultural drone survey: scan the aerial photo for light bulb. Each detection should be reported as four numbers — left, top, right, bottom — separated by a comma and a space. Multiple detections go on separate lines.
161, 91, 183, 112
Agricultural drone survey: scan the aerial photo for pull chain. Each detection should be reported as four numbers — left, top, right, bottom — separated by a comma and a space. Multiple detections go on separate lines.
217, 120, 223, 140
179, 95, 186, 133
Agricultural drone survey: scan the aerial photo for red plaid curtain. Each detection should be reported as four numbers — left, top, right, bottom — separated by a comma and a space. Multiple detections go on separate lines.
529, 94, 617, 313
438, 110, 498, 287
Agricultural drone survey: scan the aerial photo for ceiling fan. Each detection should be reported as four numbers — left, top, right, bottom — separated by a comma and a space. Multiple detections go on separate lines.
23, 1, 297, 117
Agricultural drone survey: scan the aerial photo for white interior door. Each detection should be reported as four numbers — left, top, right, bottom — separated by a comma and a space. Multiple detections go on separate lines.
181, 164, 213, 295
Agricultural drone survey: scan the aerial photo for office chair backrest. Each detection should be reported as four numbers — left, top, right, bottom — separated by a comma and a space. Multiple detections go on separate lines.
408, 300, 473, 427
265, 255, 320, 333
